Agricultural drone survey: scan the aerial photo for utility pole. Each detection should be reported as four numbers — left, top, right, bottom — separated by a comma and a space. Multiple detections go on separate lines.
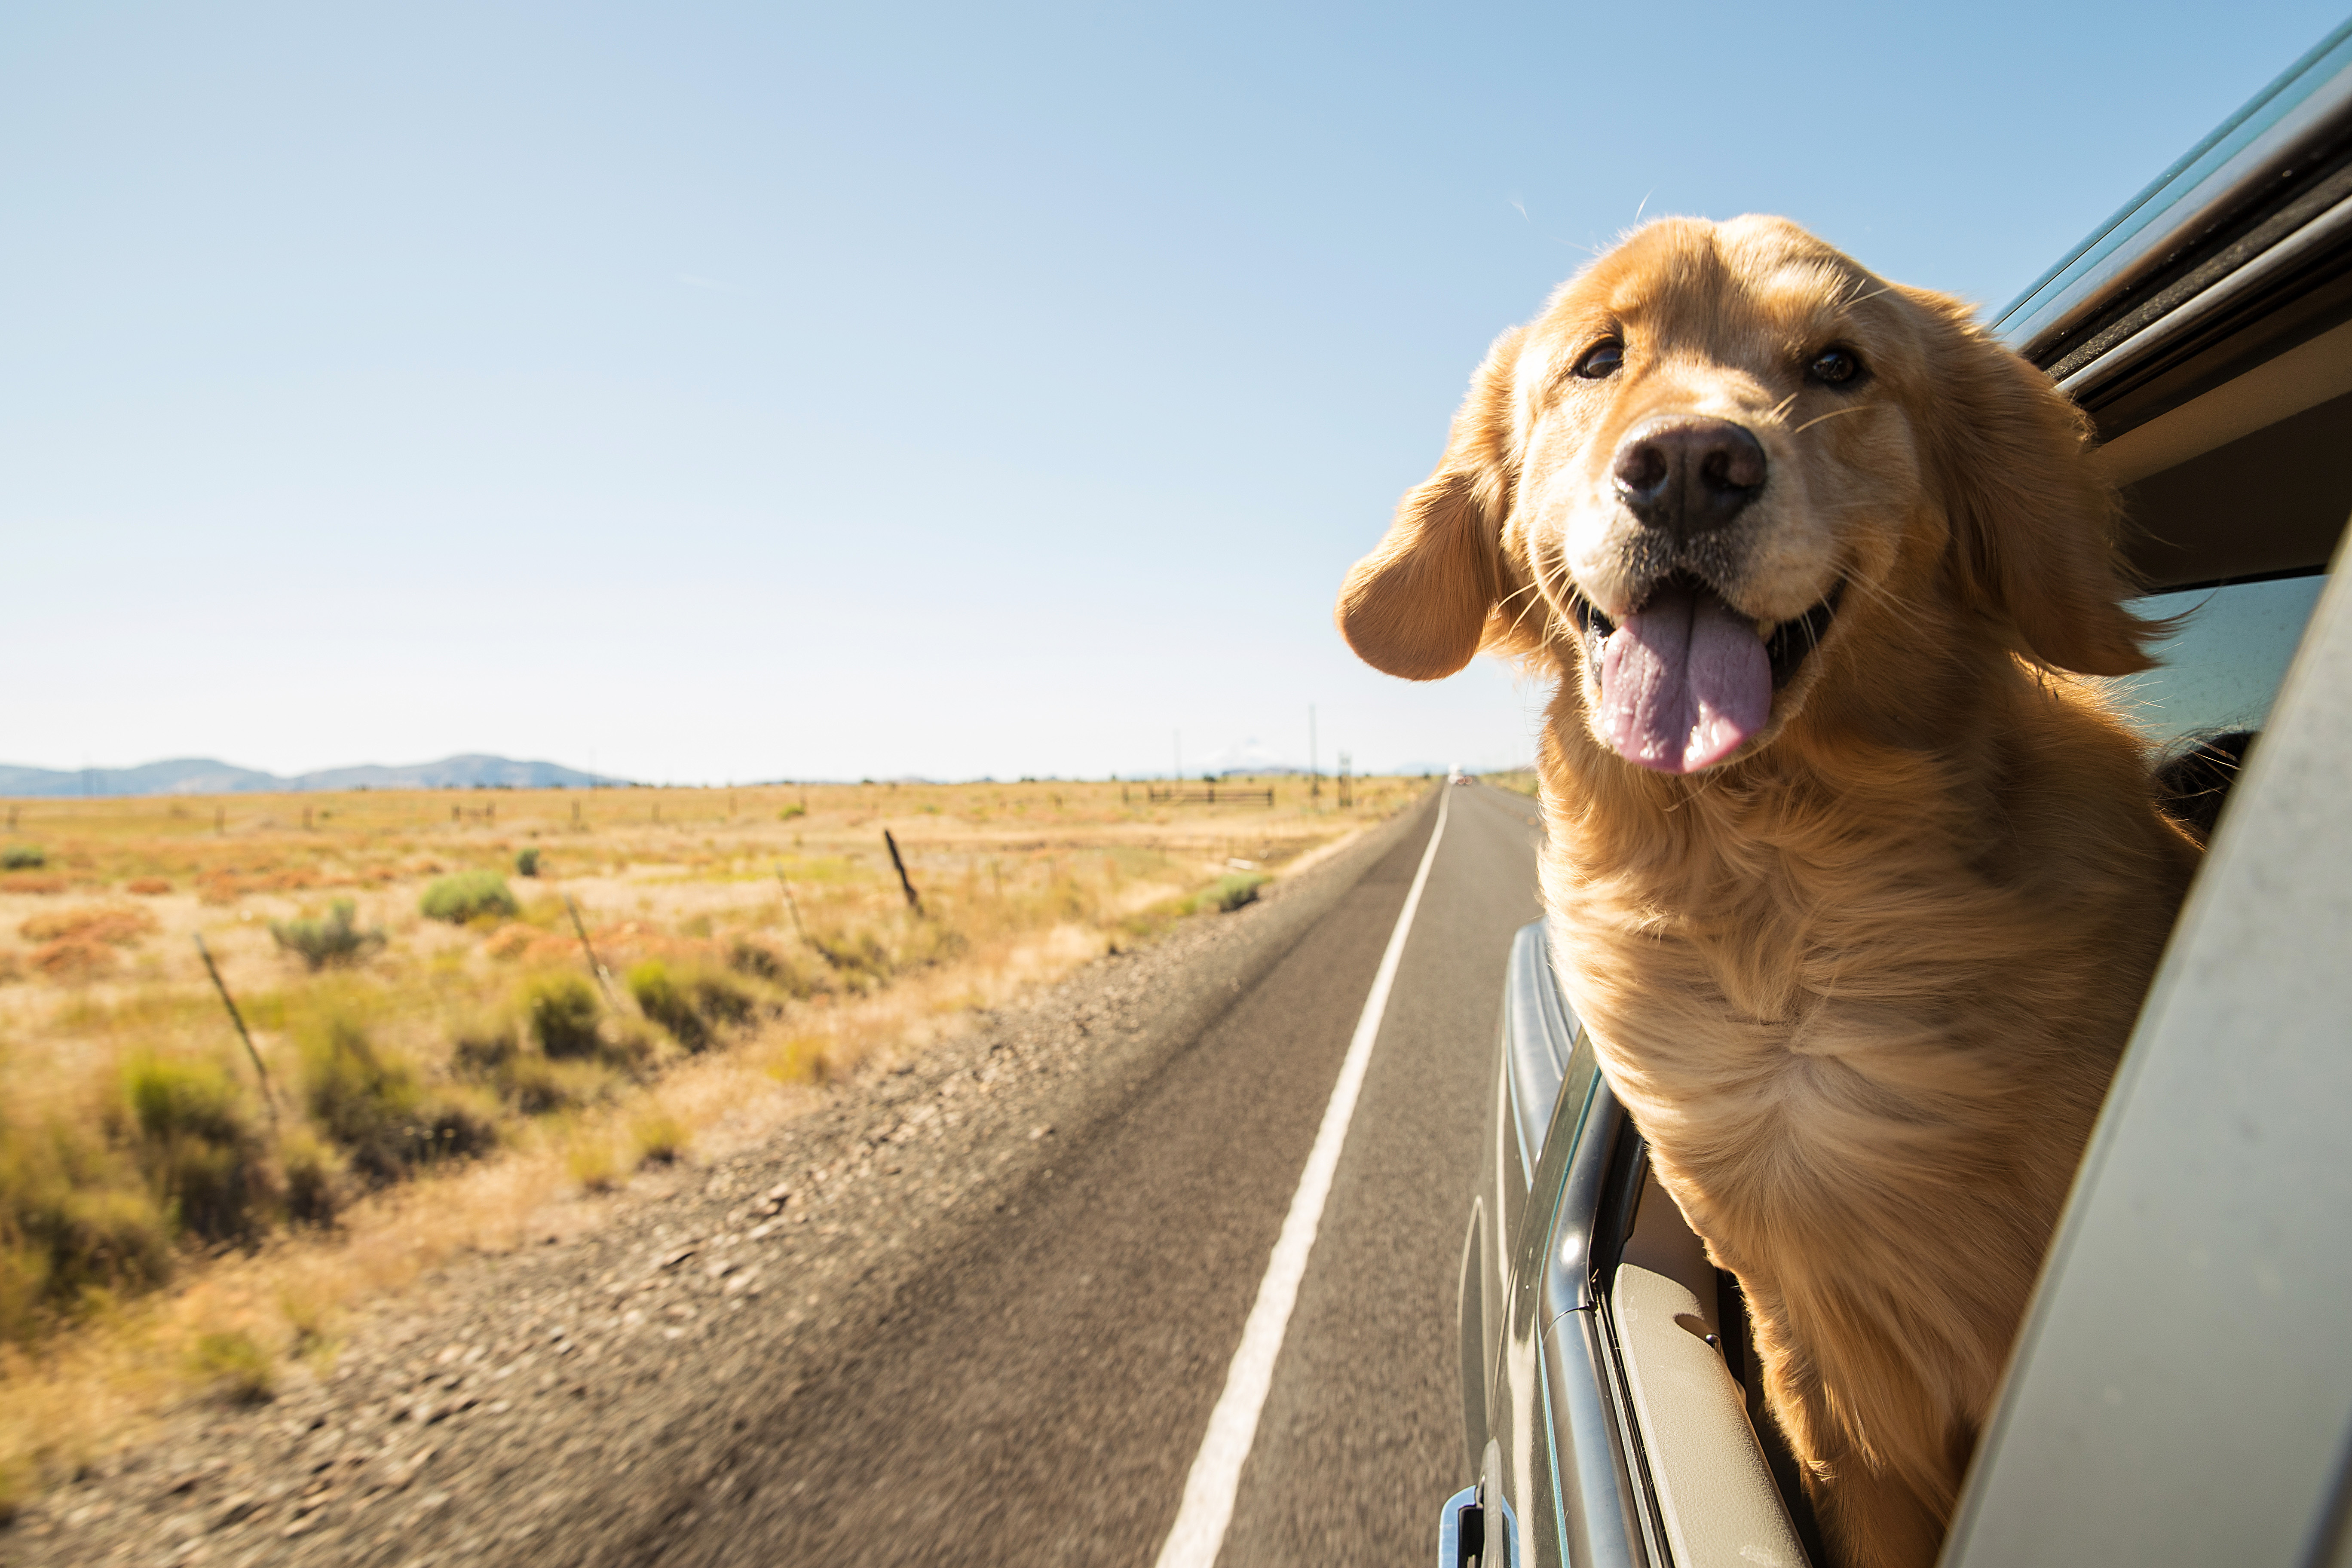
1174, 729, 1182, 782
1310, 704, 1319, 799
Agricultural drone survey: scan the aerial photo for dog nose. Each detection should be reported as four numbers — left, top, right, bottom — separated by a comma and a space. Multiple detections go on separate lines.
1611, 418, 1767, 537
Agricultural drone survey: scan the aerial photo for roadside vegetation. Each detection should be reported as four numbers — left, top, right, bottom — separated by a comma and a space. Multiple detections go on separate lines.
0, 774, 1415, 1497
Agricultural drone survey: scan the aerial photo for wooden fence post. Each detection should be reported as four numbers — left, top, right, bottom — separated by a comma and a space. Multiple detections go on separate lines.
883, 830, 924, 916
773, 863, 814, 947
194, 934, 278, 1127
563, 894, 623, 1010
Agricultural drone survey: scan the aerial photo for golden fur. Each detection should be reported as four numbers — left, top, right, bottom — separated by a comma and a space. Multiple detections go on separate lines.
1338, 216, 2200, 1568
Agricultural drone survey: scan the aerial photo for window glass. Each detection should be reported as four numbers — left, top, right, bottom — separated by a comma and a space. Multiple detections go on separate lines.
2107, 573, 2327, 746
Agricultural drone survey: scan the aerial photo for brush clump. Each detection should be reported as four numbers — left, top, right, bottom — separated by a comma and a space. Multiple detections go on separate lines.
419, 870, 519, 925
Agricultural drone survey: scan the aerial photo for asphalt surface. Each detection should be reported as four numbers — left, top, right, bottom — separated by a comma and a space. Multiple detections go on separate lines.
675, 781, 1544, 1566
7, 783, 1543, 1568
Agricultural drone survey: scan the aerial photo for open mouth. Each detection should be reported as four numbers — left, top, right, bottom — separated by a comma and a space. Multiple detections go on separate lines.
1570, 572, 1844, 773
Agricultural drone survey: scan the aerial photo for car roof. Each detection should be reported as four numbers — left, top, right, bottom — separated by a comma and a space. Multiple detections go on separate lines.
1994, 21, 2352, 591
1994, 18, 2352, 405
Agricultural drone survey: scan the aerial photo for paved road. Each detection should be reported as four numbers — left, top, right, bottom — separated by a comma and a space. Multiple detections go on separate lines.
658, 782, 1544, 1565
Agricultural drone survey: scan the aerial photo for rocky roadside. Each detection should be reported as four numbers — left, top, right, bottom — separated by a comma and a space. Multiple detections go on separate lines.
4, 799, 1423, 1568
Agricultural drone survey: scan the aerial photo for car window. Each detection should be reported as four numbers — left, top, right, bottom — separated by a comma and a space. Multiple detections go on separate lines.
2108, 572, 2328, 745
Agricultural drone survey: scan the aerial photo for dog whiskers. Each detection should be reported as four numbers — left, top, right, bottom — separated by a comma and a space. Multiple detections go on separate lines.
1498, 577, 1556, 643
1793, 404, 1875, 436
1832, 568, 1902, 618
1530, 549, 1587, 647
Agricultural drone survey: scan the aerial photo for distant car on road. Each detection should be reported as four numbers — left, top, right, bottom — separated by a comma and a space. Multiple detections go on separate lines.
1441, 23, 2352, 1567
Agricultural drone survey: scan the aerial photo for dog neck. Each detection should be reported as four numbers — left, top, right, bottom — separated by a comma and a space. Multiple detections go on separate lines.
1531, 625, 2180, 1154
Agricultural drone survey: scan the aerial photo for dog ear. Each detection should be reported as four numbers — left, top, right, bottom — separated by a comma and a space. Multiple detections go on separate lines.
1336, 327, 1524, 680
1908, 290, 2157, 677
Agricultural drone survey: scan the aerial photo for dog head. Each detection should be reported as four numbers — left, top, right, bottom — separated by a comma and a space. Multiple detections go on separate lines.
1338, 216, 2153, 775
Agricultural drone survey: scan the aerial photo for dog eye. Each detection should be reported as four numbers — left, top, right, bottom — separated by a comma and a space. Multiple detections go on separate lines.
1575, 340, 1624, 379
1808, 346, 1863, 386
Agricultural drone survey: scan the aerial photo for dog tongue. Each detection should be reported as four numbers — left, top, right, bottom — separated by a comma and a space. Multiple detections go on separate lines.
1597, 581, 1771, 773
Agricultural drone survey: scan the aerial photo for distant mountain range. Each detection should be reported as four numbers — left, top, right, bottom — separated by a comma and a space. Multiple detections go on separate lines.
0, 753, 627, 798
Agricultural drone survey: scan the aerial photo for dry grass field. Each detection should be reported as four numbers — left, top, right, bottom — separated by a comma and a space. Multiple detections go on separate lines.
0, 774, 1419, 1510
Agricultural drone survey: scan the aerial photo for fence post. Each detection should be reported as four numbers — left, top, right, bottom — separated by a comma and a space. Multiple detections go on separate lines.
563, 894, 623, 1010
883, 830, 924, 916
194, 934, 278, 1127
773, 863, 814, 947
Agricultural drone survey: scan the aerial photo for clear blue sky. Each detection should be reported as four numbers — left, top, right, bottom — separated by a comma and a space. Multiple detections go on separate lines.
5, 2, 2342, 782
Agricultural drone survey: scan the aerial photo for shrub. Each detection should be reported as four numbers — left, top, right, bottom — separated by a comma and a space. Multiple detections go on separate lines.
727, 936, 784, 983
629, 959, 762, 1053
188, 1329, 274, 1405
495, 1054, 573, 1115
566, 1133, 622, 1193
628, 959, 710, 1053
777, 804, 806, 821
278, 1129, 340, 1227
522, 972, 602, 1060
20, 903, 156, 946
455, 1023, 618, 1117
482, 921, 549, 961
409, 1098, 499, 1166
298, 1018, 494, 1183
29, 937, 115, 981
418, 870, 519, 925
300, 1017, 418, 1179
0, 845, 45, 871
451, 1015, 518, 1075
764, 1034, 836, 1086
269, 900, 384, 971
729, 936, 832, 1000
0, 1120, 172, 1338
811, 928, 893, 987
630, 1110, 687, 1167
121, 1056, 272, 1243
691, 970, 758, 1029
601, 1020, 660, 1077
1200, 872, 1270, 914
514, 847, 541, 878
453, 980, 643, 1114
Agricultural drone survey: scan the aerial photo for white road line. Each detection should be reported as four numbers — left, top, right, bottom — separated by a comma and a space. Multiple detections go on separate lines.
1152, 785, 1454, 1568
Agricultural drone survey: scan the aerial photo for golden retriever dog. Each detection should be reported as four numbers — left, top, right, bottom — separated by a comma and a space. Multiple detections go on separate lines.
1337, 216, 2201, 1568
